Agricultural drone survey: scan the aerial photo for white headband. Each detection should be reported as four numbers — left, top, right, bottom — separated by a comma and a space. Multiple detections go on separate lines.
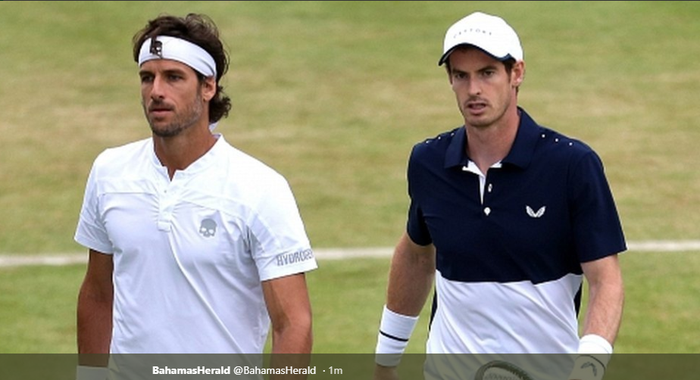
138, 36, 217, 78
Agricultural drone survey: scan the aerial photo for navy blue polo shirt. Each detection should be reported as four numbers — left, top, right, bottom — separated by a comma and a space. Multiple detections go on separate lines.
406, 107, 626, 354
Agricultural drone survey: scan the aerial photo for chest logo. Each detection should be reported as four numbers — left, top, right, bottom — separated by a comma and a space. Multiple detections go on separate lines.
199, 218, 217, 238
526, 205, 546, 218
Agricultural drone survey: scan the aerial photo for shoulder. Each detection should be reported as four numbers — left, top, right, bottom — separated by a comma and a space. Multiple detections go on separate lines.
213, 140, 292, 199
219, 141, 287, 183
409, 126, 463, 164
90, 138, 151, 174
539, 127, 593, 153
412, 127, 461, 151
531, 126, 610, 186
516, 108, 599, 164
534, 124, 601, 166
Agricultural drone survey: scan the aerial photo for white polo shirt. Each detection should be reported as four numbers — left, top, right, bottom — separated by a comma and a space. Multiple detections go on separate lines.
75, 134, 317, 353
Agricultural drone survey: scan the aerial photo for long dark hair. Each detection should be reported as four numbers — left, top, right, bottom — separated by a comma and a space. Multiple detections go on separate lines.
132, 13, 232, 123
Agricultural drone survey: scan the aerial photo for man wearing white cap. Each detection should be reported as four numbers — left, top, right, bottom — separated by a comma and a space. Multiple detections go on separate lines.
75, 13, 316, 379
374, 11, 625, 380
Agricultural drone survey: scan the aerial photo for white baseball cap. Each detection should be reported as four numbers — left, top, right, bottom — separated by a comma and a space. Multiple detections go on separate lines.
438, 11, 523, 66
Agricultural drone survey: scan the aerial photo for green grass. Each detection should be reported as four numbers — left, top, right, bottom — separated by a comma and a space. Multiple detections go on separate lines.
0, 264, 84, 352
1, 1, 698, 254
1, 253, 699, 353
0, 1, 699, 354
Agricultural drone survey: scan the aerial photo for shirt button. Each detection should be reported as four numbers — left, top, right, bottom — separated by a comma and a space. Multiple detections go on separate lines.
484, 207, 491, 216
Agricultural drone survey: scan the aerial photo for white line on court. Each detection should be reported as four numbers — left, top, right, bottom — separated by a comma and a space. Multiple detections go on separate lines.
0, 240, 698, 268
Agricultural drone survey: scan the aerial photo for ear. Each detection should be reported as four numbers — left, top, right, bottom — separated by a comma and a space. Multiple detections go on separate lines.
512, 60, 526, 86
201, 76, 217, 102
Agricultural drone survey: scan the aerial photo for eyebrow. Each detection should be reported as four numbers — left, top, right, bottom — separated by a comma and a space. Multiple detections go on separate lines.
139, 67, 191, 77
451, 64, 500, 75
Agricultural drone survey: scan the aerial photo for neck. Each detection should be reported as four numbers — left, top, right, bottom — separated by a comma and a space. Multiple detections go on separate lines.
466, 107, 520, 174
153, 124, 217, 179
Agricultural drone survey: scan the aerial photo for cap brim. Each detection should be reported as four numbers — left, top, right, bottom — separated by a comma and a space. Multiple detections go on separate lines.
438, 46, 458, 66
438, 44, 515, 66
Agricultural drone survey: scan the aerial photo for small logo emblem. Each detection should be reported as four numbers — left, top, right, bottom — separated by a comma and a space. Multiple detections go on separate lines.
581, 361, 598, 377
149, 39, 163, 57
526, 205, 546, 218
199, 218, 217, 238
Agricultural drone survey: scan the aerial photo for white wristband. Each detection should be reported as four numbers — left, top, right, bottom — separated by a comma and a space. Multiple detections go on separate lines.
578, 334, 613, 368
375, 305, 419, 367
569, 334, 613, 380
76, 365, 108, 380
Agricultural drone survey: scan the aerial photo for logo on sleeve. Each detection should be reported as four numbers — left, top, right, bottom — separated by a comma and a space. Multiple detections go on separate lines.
275, 249, 315, 267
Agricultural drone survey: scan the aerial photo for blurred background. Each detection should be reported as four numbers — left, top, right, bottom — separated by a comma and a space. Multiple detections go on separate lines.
0, 1, 698, 353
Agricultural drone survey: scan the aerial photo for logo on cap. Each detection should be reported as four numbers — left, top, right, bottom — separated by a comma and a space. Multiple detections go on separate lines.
439, 11, 523, 65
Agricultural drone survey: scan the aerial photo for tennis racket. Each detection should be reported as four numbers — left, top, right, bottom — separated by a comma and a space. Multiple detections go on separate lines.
474, 360, 535, 380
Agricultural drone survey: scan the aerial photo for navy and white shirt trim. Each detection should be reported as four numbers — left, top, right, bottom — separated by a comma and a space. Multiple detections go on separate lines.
405, 108, 626, 355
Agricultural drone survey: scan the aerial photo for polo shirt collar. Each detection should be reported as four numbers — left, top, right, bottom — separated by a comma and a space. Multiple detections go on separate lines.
502, 108, 540, 169
444, 107, 540, 170
150, 133, 225, 176
184, 133, 225, 174
444, 126, 469, 168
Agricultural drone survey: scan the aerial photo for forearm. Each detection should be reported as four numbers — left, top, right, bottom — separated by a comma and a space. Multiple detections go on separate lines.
582, 280, 624, 344
385, 233, 435, 316
570, 256, 623, 380
77, 250, 114, 362
581, 257, 624, 345
77, 287, 113, 359
374, 233, 434, 373
270, 321, 312, 354
269, 319, 312, 380
571, 281, 622, 380
264, 273, 313, 379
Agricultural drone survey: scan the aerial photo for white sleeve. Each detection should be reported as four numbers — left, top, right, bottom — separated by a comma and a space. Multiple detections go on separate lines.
74, 157, 114, 254
248, 174, 317, 281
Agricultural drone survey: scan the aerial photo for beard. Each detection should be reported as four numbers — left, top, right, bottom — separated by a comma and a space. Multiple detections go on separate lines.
144, 92, 204, 138
460, 95, 513, 129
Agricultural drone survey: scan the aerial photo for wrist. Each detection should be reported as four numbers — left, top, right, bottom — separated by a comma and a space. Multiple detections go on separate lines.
570, 334, 613, 380
375, 305, 419, 367
578, 334, 613, 368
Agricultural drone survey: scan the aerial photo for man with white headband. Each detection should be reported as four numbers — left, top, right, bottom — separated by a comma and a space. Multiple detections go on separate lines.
374, 11, 625, 380
75, 13, 316, 379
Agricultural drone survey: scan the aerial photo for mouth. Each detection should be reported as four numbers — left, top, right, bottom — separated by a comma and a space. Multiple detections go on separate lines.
465, 101, 488, 114
148, 107, 173, 117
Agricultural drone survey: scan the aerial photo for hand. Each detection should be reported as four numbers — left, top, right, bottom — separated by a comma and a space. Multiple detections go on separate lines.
568, 354, 606, 380
374, 364, 400, 380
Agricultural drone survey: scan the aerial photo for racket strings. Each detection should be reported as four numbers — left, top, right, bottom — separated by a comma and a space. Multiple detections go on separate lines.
482, 369, 528, 380
476, 361, 534, 380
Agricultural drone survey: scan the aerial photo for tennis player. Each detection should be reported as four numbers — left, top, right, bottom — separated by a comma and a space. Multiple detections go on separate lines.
374, 11, 625, 380
74, 13, 316, 379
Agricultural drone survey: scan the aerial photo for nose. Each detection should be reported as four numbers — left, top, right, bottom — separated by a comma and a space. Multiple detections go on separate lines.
149, 75, 166, 100
467, 78, 481, 96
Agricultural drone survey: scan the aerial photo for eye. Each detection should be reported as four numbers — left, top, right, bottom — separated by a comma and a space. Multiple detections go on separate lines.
482, 70, 496, 78
140, 74, 154, 84
453, 72, 467, 80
